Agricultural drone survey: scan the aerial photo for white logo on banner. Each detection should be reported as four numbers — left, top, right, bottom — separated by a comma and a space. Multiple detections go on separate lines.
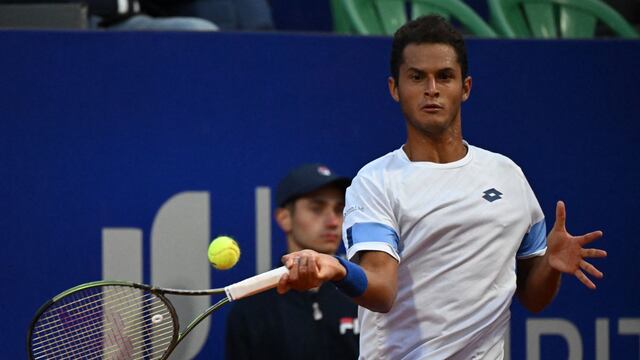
102, 189, 273, 359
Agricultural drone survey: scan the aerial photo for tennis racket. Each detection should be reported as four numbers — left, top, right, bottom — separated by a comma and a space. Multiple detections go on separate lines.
27, 266, 289, 360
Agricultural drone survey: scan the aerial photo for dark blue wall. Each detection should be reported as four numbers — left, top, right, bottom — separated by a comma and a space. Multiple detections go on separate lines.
1, 31, 638, 359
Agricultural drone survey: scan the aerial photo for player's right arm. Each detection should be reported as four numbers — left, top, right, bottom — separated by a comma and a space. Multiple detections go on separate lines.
277, 167, 400, 312
277, 249, 398, 312
344, 250, 398, 312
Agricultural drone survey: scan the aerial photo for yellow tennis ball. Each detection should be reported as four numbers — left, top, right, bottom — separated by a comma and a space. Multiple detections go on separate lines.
208, 236, 240, 270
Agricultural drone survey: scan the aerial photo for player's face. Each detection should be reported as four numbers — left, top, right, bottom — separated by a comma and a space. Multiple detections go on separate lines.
279, 186, 345, 255
389, 43, 471, 137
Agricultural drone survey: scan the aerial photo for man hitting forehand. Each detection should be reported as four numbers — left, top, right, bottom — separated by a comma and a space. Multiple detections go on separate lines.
277, 15, 606, 360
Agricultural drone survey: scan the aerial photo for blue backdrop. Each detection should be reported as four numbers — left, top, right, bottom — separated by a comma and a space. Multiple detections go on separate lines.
1, 31, 638, 359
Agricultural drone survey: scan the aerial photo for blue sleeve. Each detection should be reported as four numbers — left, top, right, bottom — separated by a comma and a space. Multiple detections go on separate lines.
517, 219, 547, 258
346, 222, 400, 253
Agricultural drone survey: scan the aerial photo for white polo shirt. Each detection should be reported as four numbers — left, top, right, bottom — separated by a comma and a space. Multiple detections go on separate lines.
343, 143, 546, 360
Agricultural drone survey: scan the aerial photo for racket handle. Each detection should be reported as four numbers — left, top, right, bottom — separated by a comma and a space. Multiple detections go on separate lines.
225, 266, 289, 301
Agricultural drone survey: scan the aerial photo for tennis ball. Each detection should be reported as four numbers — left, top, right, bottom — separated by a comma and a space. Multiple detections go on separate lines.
208, 236, 240, 270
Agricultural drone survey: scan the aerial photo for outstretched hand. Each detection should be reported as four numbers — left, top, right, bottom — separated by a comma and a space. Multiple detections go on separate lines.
276, 250, 346, 294
547, 201, 607, 289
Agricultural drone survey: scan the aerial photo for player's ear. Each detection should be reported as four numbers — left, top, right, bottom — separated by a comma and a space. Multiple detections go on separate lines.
462, 76, 472, 102
388, 76, 400, 102
275, 207, 293, 233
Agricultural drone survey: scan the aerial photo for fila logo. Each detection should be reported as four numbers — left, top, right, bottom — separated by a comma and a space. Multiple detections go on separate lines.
340, 317, 360, 335
483, 188, 503, 202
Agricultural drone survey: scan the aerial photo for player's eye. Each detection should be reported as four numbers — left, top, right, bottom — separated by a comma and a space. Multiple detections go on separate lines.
437, 71, 454, 81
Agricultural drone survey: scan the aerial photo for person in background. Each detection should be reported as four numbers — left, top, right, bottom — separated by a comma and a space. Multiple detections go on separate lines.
97, 0, 274, 31
141, 0, 274, 31
225, 163, 359, 360
0, 0, 218, 30
87, 0, 219, 30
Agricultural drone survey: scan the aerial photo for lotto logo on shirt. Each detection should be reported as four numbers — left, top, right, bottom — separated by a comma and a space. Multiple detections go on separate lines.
344, 205, 364, 219
339, 317, 360, 335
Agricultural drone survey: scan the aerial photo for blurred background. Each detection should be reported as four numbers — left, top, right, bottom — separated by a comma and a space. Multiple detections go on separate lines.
1, 1, 639, 359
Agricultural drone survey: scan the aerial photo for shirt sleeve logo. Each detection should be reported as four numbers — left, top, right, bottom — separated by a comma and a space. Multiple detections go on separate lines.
344, 205, 364, 218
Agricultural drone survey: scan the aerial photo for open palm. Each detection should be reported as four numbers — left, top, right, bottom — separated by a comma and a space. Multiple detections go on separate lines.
547, 201, 607, 289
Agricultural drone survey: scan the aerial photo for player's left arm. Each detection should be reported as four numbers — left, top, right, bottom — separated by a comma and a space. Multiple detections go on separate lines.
516, 201, 607, 313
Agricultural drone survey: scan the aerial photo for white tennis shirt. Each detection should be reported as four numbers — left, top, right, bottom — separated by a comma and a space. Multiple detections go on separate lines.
343, 143, 547, 360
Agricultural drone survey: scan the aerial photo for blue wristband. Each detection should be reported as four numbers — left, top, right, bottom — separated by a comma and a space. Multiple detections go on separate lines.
332, 256, 368, 297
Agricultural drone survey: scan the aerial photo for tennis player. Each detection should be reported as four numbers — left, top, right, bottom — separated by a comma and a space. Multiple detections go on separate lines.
277, 15, 607, 360
226, 164, 359, 359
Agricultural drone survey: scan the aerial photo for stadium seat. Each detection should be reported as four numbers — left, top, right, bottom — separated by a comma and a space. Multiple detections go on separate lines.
488, 0, 639, 38
331, 0, 498, 37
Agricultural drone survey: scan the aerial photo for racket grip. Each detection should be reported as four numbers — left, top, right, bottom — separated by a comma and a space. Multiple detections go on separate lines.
225, 266, 289, 301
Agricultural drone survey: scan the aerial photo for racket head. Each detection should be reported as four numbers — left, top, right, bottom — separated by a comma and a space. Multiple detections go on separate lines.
27, 281, 179, 360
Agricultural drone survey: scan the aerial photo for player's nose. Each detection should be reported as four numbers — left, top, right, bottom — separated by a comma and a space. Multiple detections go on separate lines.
424, 76, 438, 97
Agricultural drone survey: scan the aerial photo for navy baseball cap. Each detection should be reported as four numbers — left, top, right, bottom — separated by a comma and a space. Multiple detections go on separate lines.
275, 163, 351, 207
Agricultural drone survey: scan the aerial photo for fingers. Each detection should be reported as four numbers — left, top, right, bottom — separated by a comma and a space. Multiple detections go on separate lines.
580, 260, 603, 279
277, 273, 290, 294
574, 258, 604, 289
282, 253, 295, 268
307, 255, 318, 283
553, 201, 567, 231
574, 269, 596, 290
568, 248, 605, 290
279, 250, 323, 292
288, 256, 301, 284
298, 256, 310, 284
579, 230, 604, 245
295, 255, 317, 288
581, 248, 607, 258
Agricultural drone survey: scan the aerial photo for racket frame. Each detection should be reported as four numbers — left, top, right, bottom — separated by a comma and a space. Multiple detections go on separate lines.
27, 266, 288, 359
26, 280, 229, 360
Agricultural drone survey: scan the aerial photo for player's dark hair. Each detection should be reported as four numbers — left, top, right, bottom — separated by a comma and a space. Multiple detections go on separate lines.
390, 15, 468, 83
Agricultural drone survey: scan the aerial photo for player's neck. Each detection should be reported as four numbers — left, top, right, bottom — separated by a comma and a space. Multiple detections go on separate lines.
403, 133, 466, 163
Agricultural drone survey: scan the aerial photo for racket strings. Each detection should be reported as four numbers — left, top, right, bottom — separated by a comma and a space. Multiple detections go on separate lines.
33, 286, 174, 360
33, 288, 129, 328
32, 290, 155, 342
31, 287, 158, 355
33, 301, 174, 359
102, 334, 173, 360
32, 290, 167, 348
30, 285, 176, 360
31, 287, 142, 359
34, 286, 171, 360
80, 331, 174, 360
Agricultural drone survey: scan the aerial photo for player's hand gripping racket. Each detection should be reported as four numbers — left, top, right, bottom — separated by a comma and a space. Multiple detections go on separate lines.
27, 266, 289, 359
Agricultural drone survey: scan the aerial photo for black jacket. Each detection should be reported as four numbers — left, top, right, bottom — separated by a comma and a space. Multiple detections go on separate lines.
225, 283, 359, 360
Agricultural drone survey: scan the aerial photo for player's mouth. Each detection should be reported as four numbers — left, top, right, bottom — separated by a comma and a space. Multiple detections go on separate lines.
421, 103, 443, 113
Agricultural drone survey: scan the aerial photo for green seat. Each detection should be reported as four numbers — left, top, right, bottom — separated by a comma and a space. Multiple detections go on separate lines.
488, 0, 639, 38
330, 0, 498, 37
